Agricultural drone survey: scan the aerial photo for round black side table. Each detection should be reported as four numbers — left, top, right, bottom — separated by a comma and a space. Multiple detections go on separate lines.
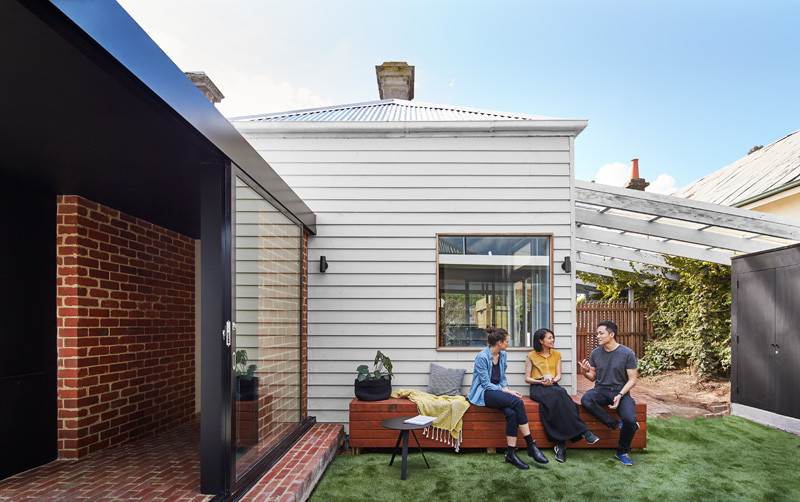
381, 416, 431, 480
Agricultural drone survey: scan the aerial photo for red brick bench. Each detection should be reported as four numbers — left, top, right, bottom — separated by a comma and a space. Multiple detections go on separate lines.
349, 396, 646, 454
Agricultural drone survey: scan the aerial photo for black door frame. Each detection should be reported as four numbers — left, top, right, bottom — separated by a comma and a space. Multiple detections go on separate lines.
200, 160, 234, 496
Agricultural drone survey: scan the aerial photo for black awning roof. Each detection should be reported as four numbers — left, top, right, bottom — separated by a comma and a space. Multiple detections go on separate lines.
2, 0, 315, 237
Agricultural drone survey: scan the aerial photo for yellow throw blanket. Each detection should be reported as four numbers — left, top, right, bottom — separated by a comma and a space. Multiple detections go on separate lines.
391, 388, 469, 452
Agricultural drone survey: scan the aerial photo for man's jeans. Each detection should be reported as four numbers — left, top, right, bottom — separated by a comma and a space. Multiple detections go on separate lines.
580, 387, 638, 455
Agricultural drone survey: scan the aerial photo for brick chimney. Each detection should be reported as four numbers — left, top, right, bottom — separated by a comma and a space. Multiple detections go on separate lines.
624, 158, 650, 191
375, 62, 414, 100
185, 71, 224, 105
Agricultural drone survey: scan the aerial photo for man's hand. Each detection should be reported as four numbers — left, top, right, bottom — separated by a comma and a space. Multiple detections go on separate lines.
579, 359, 596, 381
609, 394, 622, 409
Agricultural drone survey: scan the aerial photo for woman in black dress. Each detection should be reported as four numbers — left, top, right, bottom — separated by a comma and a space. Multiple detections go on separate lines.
525, 328, 599, 462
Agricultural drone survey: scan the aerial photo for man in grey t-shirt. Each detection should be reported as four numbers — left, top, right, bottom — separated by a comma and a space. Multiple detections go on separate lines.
578, 321, 639, 466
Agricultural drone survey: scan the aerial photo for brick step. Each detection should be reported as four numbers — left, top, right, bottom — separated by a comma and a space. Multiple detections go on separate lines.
240, 423, 345, 502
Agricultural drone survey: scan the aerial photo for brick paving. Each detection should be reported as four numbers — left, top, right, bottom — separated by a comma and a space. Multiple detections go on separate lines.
240, 424, 344, 502
0, 420, 209, 502
0, 421, 344, 502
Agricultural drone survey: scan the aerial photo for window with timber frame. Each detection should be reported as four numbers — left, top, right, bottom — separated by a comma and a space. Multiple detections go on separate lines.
437, 235, 552, 349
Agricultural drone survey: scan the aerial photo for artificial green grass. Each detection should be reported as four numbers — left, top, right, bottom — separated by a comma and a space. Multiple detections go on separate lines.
309, 416, 800, 502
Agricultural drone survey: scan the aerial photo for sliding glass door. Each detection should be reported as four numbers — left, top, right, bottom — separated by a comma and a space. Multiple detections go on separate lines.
232, 176, 303, 483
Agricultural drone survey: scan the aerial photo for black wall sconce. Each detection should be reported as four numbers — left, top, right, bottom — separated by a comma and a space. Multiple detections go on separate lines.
320, 255, 329, 273
561, 256, 571, 273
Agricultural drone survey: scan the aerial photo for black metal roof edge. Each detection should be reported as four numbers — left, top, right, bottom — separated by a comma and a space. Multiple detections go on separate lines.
43, 0, 316, 233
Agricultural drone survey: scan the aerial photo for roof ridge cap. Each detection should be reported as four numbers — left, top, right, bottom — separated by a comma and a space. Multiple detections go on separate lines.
230, 99, 396, 121
230, 99, 576, 122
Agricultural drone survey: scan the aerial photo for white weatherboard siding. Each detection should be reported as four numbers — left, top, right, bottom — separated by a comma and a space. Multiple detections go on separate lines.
236, 124, 581, 426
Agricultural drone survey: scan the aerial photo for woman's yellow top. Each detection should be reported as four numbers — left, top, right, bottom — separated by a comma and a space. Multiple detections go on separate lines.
526, 349, 561, 379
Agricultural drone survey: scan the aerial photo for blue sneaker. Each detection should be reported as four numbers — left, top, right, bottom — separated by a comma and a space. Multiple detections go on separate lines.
615, 453, 633, 466
582, 430, 600, 444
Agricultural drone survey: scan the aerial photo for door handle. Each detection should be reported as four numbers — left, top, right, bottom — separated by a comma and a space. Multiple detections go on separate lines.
223, 320, 232, 347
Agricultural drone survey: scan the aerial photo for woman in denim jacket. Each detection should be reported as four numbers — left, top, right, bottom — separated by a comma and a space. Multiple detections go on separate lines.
467, 326, 549, 469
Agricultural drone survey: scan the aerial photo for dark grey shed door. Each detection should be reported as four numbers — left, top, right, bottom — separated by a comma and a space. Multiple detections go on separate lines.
735, 269, 775, 412
733, 244, 800, 420
775, 264, 800, 418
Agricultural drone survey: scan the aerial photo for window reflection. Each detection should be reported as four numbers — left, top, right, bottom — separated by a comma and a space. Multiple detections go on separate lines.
438, 235, 550, 348
234, 178, 302, 478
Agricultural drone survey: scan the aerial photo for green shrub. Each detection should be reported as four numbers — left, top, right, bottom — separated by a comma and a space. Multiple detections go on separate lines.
578, 256, 731, 377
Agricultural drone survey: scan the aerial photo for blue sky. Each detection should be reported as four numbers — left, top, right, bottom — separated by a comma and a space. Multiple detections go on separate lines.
117, 0, 799, 193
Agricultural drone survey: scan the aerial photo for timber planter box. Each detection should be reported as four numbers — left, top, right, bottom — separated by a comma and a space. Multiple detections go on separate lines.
348, 396, 646, 453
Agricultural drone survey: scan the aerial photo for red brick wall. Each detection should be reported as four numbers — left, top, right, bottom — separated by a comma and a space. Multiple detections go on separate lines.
56, 196, 195, 459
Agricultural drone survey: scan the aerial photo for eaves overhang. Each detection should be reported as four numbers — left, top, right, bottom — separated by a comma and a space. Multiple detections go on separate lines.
36, 0, 316, 234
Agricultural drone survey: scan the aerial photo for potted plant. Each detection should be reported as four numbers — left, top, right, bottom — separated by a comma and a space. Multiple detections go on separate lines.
234, 349, 259, 447
235, 349, 259, 401
354, 350, 393, 401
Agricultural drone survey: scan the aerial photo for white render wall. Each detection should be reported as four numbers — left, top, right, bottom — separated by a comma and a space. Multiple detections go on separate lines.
235, 122, 581, 426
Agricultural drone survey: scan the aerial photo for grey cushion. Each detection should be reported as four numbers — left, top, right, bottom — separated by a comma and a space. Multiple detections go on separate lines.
427, 363, 466, 396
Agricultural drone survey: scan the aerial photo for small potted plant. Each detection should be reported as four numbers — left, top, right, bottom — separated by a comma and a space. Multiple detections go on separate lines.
235, 349, 258, 401
234, 349, 259, 447
354, 350, 393, 401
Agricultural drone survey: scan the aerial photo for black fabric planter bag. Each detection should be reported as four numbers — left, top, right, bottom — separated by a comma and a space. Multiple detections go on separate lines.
354, 377, 391, 401
236, 377, 259, 401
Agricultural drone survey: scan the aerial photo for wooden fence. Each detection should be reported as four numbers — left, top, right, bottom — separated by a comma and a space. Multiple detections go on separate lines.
576, 301, 652, 362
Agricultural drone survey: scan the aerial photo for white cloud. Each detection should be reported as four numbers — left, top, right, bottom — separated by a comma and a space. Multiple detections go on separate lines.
593, 162, 678, 195
647, 174, 678, 195
145, 30, 188, 62
449, 78, 456, 88
215, 72, 332, 118
594, 161, 630, 186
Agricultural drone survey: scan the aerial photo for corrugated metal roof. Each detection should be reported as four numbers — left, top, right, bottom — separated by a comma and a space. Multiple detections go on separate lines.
229, 99, 556, 122
673, 130, 800, 206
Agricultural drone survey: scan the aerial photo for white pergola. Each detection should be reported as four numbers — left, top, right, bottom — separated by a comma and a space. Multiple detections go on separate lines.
573, 180, 800, 278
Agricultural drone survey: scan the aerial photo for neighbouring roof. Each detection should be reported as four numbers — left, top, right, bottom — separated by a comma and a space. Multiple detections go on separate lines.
230, 99, 560, 122
673, 129, 800, 206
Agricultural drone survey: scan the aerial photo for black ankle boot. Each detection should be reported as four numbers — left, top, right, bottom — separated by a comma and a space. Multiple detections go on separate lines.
526, 440, 549, 464
505, 447, 530, 470
554, 442, 566, 463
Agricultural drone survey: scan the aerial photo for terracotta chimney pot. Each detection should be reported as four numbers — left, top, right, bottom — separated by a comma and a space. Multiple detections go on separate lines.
624, 158, 650, 191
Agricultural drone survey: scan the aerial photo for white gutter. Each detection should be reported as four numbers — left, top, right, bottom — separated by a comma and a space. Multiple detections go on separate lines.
233, 119, 589, 137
